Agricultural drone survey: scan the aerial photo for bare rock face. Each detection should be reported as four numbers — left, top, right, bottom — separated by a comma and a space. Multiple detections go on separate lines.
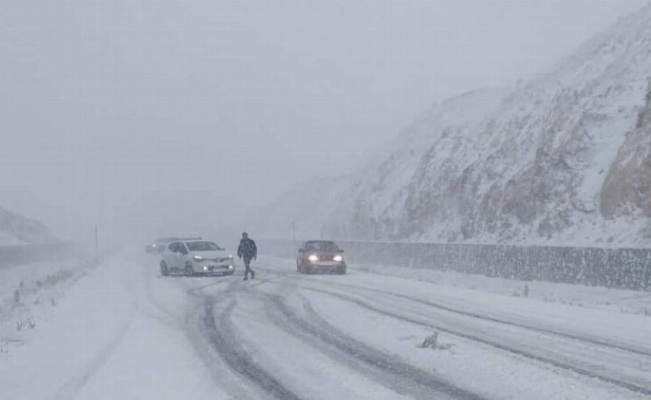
601, 80, 651, 218
395, 5, 651, 244
323, 89, 508, 241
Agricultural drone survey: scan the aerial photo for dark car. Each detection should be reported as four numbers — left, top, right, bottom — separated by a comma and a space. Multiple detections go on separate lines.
296, 240, 346, 275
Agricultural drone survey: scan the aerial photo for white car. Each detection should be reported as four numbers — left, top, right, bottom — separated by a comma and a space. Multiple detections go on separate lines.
160, 240, 235, 277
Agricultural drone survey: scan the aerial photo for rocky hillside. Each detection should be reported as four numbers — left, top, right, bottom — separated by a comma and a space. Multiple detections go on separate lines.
253, 89, 507, 240
0, 206, 53, 245
261, 3, 651, 246
323, 89, 508, 240
601, 79, 651, 220
399, 5, 651, 245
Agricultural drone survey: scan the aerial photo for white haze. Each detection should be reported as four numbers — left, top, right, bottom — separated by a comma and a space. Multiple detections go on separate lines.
0, 0, 646, 247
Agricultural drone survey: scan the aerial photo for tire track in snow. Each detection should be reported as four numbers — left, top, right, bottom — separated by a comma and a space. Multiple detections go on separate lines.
262, 265, 651, 371
185, 276, 303, 399
48, 257, 152, 400
304, 286, 651, 397
49, 318, 134, 400
303, 277, 651, 358
48, 270, 141, 400
261, 291, 488, 400
201, 297, 304, 400
145, 272, 262, 400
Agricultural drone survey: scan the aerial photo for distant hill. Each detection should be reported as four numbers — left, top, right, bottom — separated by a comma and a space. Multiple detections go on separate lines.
0, 206, 54, 245
248, 175, 349, 240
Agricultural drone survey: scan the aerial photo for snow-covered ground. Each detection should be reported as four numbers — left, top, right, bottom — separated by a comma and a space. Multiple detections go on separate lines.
0, 259, 93, 344
353, 262, 651, 317
1, 249, 651, 399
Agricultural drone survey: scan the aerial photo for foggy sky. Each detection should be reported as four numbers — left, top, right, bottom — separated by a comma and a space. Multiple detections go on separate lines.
0, 0, 647, 242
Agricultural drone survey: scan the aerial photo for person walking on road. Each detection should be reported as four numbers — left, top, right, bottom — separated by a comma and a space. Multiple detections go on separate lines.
237, 232, 257, 280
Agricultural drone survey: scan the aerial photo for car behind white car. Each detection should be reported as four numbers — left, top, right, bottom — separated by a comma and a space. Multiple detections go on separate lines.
160, 240, 235, 277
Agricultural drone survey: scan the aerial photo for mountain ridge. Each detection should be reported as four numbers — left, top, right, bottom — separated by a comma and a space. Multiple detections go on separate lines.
256, 3, 651, 246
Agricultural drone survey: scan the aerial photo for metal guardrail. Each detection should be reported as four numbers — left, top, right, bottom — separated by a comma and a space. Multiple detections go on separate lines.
258, 239, 651, 291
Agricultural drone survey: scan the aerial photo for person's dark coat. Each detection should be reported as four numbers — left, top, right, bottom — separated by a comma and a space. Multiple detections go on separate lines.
238, 237, 257, 261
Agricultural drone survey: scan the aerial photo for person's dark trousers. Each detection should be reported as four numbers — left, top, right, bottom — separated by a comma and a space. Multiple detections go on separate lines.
243, 258, 255, 279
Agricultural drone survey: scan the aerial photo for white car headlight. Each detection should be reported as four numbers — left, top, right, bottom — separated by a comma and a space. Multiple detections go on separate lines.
308, 254, 319, 262
333, 255, 343, 262
193, 255, 205, 262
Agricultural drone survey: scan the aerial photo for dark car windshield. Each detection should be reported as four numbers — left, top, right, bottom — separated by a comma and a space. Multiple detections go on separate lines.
186, 241, 221, 251
305, 241, 339, 251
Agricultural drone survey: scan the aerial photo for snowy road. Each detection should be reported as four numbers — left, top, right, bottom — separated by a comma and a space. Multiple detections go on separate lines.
2, 250, 651, 400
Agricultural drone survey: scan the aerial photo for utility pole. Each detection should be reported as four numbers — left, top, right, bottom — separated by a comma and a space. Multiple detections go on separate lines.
292, 222, 296, 258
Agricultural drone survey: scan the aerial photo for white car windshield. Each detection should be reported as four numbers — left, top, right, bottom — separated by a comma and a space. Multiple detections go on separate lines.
186, 241, 221, 252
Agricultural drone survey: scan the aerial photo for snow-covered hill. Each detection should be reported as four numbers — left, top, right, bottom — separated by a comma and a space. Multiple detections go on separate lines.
398, 4, 651, 245
324, 88, 508, 241
252, 89, 506, 240
0, 206, 53, 245
261, 3, 651, 246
